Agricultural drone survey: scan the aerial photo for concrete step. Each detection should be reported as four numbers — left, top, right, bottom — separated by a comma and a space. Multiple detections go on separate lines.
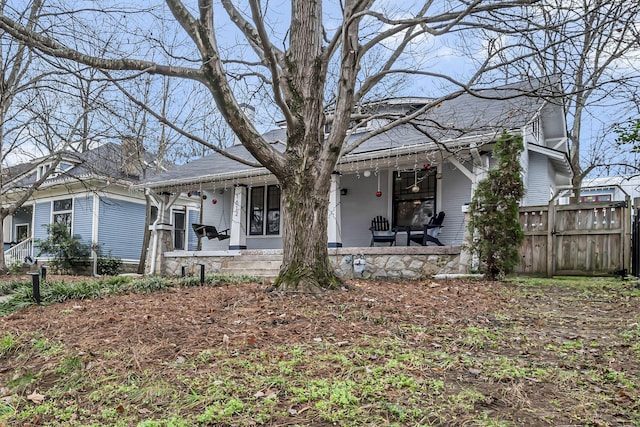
220, 254, 283, 279
220, 267, 279, 279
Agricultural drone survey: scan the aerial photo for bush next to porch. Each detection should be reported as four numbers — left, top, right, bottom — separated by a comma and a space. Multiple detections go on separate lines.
468, 131, 525, 280
35, 223, 91, 274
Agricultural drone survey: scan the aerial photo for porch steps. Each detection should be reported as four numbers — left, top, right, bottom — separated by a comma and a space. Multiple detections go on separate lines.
220, 254, 283, 279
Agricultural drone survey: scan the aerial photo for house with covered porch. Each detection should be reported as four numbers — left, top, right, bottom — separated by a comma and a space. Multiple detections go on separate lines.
1, 141, 199, 273
141, 79, 572, 279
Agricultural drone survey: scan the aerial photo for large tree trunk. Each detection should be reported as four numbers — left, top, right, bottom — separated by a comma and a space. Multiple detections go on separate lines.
275, 170, 341, 292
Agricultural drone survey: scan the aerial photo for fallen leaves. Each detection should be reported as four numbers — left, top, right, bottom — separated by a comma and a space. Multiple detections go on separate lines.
26, 391, 45, 405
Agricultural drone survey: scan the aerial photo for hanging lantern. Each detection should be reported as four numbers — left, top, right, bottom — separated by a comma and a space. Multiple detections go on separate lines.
375, 173, 382, 197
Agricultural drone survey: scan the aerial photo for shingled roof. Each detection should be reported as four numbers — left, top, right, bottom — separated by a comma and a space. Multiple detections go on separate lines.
141, 77, 564, 191
2, 142, 162, 193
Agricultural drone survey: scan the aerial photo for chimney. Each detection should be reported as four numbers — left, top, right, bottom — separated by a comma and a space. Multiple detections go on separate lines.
121, 136, 143, 177
233, 103, 256, 146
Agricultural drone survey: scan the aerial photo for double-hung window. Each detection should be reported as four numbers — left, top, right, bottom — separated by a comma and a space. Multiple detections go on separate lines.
173, 210, 186, 250
53, 198, 73, 231
249, 185, 281, 236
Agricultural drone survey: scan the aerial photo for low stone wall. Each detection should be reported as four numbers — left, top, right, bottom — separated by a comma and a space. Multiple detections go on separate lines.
161, 246, 467, 279
329, 246, 464, 279
162, 251, 228, 277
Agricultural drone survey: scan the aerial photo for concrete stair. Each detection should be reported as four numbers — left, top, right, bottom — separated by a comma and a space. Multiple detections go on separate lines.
220, 253, 283, 280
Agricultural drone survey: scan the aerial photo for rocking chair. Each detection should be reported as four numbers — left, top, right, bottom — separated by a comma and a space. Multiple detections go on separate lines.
192, 224, 230, 240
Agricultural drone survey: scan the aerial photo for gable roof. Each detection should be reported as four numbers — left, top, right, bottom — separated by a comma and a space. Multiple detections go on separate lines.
141, 78, 567, 191
2, 142, 162, 194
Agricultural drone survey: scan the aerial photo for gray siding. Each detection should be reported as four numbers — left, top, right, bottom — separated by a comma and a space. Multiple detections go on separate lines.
201, 190, 234, 250
439, 162, 472, 246
188, 209, 199, 251
525, 152, 552, 205
246, 236, 283, 249
98, 197, 146, 260
73, 196, 93, 245
341, 170, 391, 247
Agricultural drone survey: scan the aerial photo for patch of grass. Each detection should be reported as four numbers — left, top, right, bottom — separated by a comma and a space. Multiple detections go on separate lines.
3, 277, 640, 426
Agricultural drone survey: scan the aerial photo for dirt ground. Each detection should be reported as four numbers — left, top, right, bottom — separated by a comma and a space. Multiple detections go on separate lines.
1, 276, 640, 425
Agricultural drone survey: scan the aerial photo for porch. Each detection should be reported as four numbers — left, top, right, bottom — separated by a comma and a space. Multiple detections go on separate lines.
161, 245, 466, 280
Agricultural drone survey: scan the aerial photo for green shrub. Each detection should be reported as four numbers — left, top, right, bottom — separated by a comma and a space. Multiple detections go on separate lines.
35, 223, 91, 274
468, 131, 525, 280
97, 253, 123, 276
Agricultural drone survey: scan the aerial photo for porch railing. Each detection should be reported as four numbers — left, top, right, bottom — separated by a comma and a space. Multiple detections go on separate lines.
4, 238, 34, 266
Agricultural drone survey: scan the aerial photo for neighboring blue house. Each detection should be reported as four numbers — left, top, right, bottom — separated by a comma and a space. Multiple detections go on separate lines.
1, 141, 199, 272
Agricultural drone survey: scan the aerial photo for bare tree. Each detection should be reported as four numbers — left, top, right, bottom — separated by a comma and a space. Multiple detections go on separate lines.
497, 0, 640, 196
0, 0, 547, 290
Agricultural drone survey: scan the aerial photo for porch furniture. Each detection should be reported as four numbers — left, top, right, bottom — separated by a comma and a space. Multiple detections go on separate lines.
369, 216, 397, 246
406, 211, 445, 246
192, 224, 230, 240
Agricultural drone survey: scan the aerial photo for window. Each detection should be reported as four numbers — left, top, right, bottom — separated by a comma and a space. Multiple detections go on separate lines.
173, 210, 185, 250
15, 224, 29, 242
580, 194, 612, 203
53, 198, 73, 230
37, 163, 51, 180
249, 185, 281, 235
393, 170, 437, 228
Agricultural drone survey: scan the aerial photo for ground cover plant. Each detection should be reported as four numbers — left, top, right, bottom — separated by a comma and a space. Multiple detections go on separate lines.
1, 274, 639, 426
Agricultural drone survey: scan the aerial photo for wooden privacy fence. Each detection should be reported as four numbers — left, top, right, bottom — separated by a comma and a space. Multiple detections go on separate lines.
516, 199, 631, 277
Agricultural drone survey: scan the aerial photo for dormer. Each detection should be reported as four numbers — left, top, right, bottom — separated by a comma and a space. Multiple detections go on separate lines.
36, 160, 75, 180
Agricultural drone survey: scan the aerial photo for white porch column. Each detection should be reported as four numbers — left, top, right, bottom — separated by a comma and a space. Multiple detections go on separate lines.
229, 185, 247, 250
3, 214, 13, 243
328, 172, 342, 248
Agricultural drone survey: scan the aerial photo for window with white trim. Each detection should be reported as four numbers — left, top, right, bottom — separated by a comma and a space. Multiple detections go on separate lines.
249, 185, 281, 236
15, 224, 29, 242
173, 210, 186, 250
53, 198, 73, 231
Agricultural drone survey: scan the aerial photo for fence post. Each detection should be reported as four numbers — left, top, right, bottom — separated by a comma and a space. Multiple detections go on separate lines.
546, 201, 555, 278
200, 264, 205, 285
624, 196, 632, 275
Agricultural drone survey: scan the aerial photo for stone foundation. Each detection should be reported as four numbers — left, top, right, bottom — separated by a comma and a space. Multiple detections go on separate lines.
161, 246, 465, 279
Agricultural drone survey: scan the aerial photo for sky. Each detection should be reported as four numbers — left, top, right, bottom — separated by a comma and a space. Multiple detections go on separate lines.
1, 0, 639, 176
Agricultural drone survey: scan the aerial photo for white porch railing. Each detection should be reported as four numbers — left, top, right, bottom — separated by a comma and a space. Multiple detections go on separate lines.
4, 238, 34, 266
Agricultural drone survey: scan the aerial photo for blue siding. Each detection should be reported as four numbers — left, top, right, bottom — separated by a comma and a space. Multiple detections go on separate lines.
188, 209, 199, 251
33, 202, 51, 255
11, 206, 32, 240
73, 196, 93, 245
98, 197, 146, 260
